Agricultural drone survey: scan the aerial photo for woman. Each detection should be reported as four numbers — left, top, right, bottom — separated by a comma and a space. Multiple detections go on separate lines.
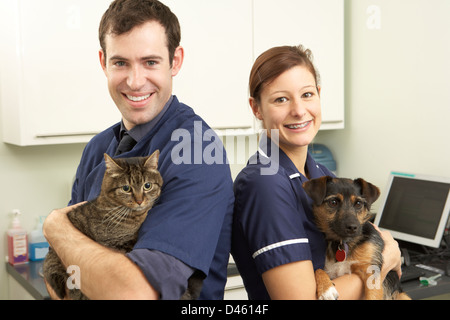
231, 45, 401, 300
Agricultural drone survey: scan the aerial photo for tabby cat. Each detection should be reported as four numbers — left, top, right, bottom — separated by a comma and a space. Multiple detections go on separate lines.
43, 150, 173, 300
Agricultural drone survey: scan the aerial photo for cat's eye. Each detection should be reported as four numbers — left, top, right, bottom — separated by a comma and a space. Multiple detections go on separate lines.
143, 182, 153, 191
122, 185, 131, 193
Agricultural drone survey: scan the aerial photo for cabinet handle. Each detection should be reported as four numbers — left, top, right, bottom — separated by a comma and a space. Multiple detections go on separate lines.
35, 132, 99, 138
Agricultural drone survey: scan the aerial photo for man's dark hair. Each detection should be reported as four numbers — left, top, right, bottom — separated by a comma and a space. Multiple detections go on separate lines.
99, 0, 181, 65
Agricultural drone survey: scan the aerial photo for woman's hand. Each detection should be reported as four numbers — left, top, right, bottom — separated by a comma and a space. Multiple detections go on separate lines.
372, 224, 402, 279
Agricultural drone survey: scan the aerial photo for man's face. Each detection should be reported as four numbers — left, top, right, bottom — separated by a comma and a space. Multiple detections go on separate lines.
100, 21, 183, 130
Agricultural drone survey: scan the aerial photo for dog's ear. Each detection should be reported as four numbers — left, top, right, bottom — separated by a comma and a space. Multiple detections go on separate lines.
303, 176, 332, 206
353, 178, 380, 208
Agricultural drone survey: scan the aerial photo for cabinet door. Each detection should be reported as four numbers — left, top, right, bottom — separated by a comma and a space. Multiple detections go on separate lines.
0, 0, 120, 146
253, 0, 344, 130
164, 0, 255, 130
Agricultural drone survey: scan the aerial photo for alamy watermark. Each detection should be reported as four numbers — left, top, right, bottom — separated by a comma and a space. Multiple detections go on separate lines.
366, 265, 382, 290
66, 265, 81, 290
170, 121, 279, 175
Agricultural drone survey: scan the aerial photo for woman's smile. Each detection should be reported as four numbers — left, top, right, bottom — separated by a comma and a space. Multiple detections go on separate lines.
284, 120, 313, 131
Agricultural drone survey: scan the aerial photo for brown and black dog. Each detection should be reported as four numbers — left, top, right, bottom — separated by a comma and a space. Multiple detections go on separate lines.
303, 176, 410, 300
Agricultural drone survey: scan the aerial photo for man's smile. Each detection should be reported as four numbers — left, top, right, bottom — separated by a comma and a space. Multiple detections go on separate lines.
124, 93, 152, 102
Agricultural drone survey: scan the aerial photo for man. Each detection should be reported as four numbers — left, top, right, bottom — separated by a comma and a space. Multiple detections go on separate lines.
43, 0, 234, 300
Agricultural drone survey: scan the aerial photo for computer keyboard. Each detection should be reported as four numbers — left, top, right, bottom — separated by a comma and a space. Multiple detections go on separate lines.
401, 265, 425, 283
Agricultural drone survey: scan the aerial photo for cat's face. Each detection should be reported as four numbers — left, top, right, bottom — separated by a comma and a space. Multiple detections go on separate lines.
102, 151, 163, 212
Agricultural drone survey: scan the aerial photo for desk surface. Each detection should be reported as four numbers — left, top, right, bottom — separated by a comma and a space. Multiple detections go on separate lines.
401, 268, 450, 300
6, 261, 49, 300
7, 261, 450, 300
7, 260, 241, 300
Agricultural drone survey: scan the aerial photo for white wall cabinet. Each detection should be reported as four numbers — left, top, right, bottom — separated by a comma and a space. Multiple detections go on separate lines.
0, 0, 121, 146
0, 0, 344, 146
164, 0, 255, 131
253, 0, 345, 130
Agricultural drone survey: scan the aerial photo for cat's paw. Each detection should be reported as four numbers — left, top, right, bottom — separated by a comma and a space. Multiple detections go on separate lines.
318, 286, 339, 300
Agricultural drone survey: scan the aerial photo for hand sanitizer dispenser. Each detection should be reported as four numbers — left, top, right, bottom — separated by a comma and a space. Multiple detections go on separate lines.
7, 209, 29, 265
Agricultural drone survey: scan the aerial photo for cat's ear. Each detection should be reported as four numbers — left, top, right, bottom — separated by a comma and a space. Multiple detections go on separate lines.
104, 153, 123, 171
144, 150, 160, 169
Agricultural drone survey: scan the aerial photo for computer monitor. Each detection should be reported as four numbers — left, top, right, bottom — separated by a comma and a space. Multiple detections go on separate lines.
374, 172, 450, 248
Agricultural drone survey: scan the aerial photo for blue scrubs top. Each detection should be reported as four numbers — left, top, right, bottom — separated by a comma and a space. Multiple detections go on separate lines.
69, 96, 234, 299
231, 134, 335, 300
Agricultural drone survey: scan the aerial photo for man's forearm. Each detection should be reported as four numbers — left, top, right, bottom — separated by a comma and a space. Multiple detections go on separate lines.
44, 205, 159, 300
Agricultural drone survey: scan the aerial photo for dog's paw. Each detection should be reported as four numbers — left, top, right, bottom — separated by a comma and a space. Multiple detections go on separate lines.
318, 285, 339, 300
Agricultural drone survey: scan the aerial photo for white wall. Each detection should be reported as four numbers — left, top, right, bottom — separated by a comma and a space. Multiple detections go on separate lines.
315, 0, 450, 212
1, 0, 450, 299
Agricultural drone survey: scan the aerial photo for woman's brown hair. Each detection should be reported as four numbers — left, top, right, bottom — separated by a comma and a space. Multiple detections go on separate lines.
249, 45, 320, 103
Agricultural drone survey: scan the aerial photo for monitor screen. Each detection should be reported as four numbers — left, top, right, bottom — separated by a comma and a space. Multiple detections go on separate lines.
374, 172, 450, 248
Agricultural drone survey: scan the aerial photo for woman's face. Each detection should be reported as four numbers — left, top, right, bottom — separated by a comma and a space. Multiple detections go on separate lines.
250, 65, 322, 154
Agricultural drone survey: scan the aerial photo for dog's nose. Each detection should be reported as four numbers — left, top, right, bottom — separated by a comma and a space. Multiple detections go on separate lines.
346, 224, 358, 234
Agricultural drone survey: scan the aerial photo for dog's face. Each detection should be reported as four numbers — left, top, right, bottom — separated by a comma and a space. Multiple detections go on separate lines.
303, 177, 380, 242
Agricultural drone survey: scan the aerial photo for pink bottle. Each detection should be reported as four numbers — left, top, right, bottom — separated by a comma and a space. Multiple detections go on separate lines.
7, 209, 28, 265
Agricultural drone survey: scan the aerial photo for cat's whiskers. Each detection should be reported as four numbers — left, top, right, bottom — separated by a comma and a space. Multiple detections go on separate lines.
100, 205, 121, 224
102, 206, 132, 231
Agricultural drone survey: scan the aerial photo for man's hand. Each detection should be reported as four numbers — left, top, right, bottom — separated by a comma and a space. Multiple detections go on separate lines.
43, 202, 86, 300
43, 202, 86, 245
42, 201, 159, 299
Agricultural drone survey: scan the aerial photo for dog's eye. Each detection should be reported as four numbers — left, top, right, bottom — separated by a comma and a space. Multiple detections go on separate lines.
327, 198, 339, 208
354, 200, 364, 209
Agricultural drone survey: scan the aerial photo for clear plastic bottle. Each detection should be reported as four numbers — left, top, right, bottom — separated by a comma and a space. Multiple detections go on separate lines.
29, 216, 49, 261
